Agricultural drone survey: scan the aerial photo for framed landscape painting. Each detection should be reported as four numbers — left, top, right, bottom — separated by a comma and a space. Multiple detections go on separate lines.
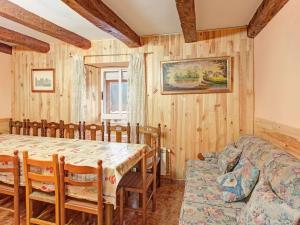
31, 69, 55, 93
161, 57, 232, 94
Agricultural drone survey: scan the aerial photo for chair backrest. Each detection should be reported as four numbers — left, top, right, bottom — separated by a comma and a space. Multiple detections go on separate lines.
43, 120, 64, 138
82, 122, 105, 141
136, 123, 161, 152
107, 122, 130, 143
26, 119, 43, 136
0, 150, 19, 187
9, 119, 26, 135
23, 151, 60, 194
64, 122, 81, 139
142, 148, 157, 187
59, 156, 103, 221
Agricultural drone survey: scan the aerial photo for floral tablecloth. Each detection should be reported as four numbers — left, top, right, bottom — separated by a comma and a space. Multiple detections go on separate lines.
0, 134, 147, 207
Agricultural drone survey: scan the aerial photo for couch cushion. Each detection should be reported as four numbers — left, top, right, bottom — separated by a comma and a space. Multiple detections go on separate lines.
264, 154, 300, 210
184, 160, 245, 209
217, 158, 259, 202
238, 179, 300, 225
180, 201, 240, 225
217, 144, 242, 174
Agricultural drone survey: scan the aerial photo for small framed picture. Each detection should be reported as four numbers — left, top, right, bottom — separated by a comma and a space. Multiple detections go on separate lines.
31, 69, 55, 93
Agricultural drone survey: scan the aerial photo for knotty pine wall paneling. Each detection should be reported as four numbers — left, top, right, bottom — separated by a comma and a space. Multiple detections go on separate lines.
12, 27, 254, 179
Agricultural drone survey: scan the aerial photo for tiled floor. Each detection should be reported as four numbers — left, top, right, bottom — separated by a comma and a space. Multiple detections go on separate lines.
0, 179, 184, 225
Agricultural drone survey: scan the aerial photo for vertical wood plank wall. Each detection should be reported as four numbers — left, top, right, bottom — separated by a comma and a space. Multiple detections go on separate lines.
11, 27, 254, 179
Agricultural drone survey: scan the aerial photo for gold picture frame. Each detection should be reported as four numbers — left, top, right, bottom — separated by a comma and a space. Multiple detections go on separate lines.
161, 56, 232, 95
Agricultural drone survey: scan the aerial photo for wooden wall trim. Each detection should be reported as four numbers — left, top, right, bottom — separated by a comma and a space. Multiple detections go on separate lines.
255, 117, 300, 159
0, 42, 12, 55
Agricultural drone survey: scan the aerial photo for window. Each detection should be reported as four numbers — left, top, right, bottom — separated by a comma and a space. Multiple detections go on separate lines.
101, 68, 128, 123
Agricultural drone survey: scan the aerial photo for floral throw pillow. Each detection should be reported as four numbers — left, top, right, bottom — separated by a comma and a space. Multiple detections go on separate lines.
217, 144, 242, 174
238, 179, 300, 225
217, 158, 259, 202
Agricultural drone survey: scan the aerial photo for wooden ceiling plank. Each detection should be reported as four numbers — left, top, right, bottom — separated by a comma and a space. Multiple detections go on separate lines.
248, 0, 289, 38
0, 0, 91, 49
0, 43, 12, 55
62, 0, 141, 48
0, 26, 50, 53
175, 0, 197, 43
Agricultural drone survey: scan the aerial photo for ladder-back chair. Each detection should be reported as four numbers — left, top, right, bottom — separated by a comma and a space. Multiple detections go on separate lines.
23, 151, 60, 225
43, 120, 64, 138
59, 157, 103, 225
26, 120, 43, 136
82, 122, 105, 141
9, 119, 26, 135
136, 123, 162, 187
107, 122, 130, 143
64, 122, 82, 139
0, 150, 20, 225
119, 148, 157, 225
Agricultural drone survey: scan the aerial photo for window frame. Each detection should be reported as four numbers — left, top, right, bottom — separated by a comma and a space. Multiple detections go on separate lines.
101, 67, 128, 122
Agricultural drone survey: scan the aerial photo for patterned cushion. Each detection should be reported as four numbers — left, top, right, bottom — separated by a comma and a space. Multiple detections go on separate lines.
217, 144, 242, 174
217, 158, 260, 202
204, 152, 219, 163
238, 179, 300, 225
180, 201, 240, 225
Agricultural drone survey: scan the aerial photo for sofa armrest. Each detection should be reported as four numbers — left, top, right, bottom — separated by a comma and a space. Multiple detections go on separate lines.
197, 153, 205, 161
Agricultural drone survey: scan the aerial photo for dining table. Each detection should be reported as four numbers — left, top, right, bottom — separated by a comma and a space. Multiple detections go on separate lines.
0, 134, 148, 225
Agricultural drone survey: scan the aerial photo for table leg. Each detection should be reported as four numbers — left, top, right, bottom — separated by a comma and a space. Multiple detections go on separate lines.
105, 203, 114, 225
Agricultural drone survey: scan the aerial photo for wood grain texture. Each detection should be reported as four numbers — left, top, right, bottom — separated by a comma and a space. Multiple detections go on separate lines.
0, 26, 50, 53
0, 0, 91, 49
175, 0, 197, 43
0, 118, 9, 134
248, 0, 290, 38
255, 118, 300, 159
0, 43, 12, 55
11, 27, 254, 179
62, 0, 141, 48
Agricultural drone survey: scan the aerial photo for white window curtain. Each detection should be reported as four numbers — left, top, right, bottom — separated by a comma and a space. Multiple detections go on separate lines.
71, 54, 87, 122
128, 53, 146, 129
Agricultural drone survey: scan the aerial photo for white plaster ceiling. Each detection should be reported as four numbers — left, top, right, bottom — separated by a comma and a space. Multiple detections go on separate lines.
0, 0, 263, 46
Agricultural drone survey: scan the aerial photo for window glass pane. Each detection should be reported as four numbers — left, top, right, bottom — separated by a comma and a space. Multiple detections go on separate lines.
121, 81, 128, 111
107, 81, 119, 113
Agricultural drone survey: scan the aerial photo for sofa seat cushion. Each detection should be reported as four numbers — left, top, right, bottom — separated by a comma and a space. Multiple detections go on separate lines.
180, 201, 240, 225
238, 179, 300, 225
184, 160, 245, 209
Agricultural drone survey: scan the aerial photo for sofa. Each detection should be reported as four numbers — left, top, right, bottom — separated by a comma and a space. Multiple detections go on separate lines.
179, 135, 300, 225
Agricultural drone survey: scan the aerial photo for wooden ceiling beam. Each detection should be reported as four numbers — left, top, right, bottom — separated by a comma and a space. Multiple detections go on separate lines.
248, 0, 289, 38
0, 0, 91, 49
62, 0, 141, 48
175, 0, 197, 43
0, 43, 12, 55
0, 26, 50, 53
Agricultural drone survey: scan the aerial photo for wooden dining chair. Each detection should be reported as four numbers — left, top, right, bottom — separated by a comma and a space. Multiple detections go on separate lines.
9, 119, 26, 135
136, 123, 162, 187
26, 120, 43, 136
23, 151, 60, 225
119, 148, 157, 225
107, 122, 131, 143
0, 150, 20, 225
82, 122, 105, 141
59, 156, 103, 225
64, 122, 82, 139
43, 120, 64, 138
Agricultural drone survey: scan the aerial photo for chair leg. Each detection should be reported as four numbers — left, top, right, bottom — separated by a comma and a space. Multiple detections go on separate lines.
14, 194, 20, 225
26, 198, 32, 225
157, 160, 161, 188
152, 182, 157, 212
119, 188, 124, 225
142, 191, 147, 225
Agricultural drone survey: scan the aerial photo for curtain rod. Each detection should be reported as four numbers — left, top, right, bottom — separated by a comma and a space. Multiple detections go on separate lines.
83, 52, 154, 59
